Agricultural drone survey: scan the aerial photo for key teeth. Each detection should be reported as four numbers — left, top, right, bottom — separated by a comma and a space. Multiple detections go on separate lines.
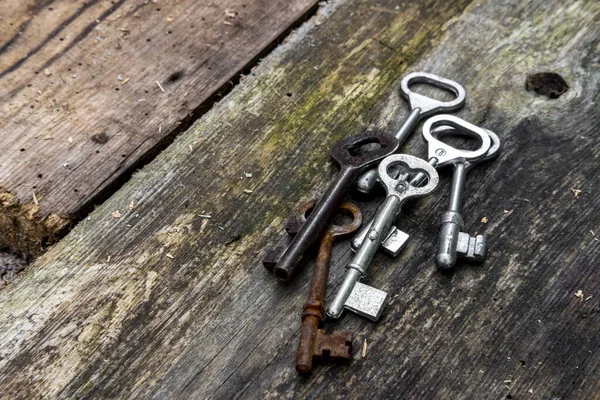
457, 232, 486, 262
380, 227, 410, 257
314, 329, 353, 361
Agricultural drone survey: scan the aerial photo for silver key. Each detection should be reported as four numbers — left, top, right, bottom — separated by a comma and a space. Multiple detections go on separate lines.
326, 155, 439, 321
352, 115, 493, 256
436, 127, 501, 270
356, 72, 466, 194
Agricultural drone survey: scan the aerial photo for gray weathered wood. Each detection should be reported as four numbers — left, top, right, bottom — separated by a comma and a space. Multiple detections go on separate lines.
0, 0, 599, 398
0, 0, 318, 257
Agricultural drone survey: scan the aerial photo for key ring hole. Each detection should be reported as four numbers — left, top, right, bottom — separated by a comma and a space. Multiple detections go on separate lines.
331, 207, 356, 227
407, 81, 459, 103
346, 138, 385, 158
384, 161, 430, 190
433, 126, 484, 152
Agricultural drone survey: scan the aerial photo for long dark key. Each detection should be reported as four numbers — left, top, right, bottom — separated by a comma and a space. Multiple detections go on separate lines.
268, 131, 399, 282
296, 201, 362, 374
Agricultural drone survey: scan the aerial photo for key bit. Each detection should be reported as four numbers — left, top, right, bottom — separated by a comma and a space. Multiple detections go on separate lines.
268, 131, 399, 282
380, 227, 410, 257
296, 202, 362, 374
344, 282, 388, 321
313, 329, 353, 362
457, 232, 486, 261
263, 200, 315, 272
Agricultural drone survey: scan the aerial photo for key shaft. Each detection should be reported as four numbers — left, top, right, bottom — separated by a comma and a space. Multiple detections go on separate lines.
268, 131, 399, 282
327, 195, 400, 319
274, 167, 355, 281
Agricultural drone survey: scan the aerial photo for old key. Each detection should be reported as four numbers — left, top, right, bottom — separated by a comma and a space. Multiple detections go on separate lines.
435, 126, 501, 270
265, 131, 398, 282
356, 72, 466, 194
327, 154, 439, 321
296, 201, 362, 374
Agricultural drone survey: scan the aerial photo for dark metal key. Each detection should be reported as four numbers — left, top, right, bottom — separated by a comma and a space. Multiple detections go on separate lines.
266, 131, 399, 282
296, 201, 362, 374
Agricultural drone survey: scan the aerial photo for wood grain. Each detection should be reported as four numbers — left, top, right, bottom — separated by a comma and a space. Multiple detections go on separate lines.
1, 0, 599, 398
0, 0, 318, 257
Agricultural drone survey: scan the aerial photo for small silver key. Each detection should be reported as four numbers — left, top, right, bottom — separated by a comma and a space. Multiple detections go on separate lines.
326, 154, 439, 321
435, 126, 501, 270
356, 72, 466, 194
352, 115, 493, 256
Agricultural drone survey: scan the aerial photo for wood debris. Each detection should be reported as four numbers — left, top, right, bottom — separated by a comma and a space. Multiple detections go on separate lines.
112, 210, 122, 219
129, 201, 136, 210
223, 21, 233, 26
44, 68, 52, 76
224, 10, 237, 18
155, 80, 165, 92
570, 188, 582, 198
189, 144, 193, 152
575, 289, 584, 299
362, 339, 367, 357
121, 77, 130, 85
244, 172, 252, 178
68, 136, 73, 144
481, 216, 488, 223
166, 253, 174, 259
199, 214, 212, 219
107, 256, 111, 262
244, 189, 253, 194
32, 191, 39, 206
528, 389, 533, 394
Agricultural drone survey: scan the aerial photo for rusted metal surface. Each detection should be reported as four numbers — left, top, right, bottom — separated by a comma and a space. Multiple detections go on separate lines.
295, 201, 362, 374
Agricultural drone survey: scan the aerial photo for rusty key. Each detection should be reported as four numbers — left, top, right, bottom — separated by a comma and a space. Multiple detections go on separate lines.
268, 131, 399, 281
296, 201, 362, 374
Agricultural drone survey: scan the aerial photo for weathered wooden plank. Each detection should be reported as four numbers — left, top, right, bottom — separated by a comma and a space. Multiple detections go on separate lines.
1, 0, 600, 399
0, 0, 318, 257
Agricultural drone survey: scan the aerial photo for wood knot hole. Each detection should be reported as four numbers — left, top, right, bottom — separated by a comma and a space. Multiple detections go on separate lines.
525, 72, 568, 99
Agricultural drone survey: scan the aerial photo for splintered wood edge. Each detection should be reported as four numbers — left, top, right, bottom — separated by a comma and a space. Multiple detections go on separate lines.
0, 189, 68, 257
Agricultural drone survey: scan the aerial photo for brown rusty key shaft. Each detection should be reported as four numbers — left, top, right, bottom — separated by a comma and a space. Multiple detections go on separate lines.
296, 202, 362, 374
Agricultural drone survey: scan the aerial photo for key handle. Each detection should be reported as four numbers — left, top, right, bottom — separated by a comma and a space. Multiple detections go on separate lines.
330, 131, 399, 168
464, 129, 501, 171
422, 114, 491, 167
326, 202, 363, 239
378, 154, 439, 200
400, 72, 466, 118
288, 200, 362, 239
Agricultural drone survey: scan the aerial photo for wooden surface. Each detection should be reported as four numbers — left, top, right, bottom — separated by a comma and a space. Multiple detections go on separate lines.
1, 0, 600, 398
0, 0, 318, 257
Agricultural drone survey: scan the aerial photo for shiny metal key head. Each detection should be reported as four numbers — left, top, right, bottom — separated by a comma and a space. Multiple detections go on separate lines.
330, 131, 399, 169
422, 115, 491, 167
378, 154, 439, 200
400, 72, 466, 117
344, 281, 388, 321
464, 129, 501, 171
